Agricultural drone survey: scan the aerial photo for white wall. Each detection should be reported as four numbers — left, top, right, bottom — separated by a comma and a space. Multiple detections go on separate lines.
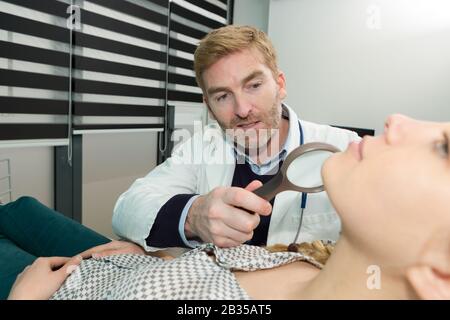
269, 0, 450, 134
0, 132, 158, 239
0, 147, 54, 207
82, 132, 158, 239
233, 0, 270, 32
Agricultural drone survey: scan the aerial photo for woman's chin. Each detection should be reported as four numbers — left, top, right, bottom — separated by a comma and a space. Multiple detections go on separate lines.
321, 153, 347, 204
321, 153, 339, 186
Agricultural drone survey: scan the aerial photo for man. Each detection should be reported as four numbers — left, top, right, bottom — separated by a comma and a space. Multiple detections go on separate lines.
113, 25, 360, 251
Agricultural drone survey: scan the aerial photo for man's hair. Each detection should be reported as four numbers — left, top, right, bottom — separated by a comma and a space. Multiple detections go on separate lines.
193, 25, 279, 92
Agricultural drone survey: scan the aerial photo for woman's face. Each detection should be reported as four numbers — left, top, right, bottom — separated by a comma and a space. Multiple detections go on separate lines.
323, 114, 450, 265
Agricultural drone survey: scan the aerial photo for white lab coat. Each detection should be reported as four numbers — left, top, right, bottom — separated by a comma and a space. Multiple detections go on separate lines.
113, 105, 360, 251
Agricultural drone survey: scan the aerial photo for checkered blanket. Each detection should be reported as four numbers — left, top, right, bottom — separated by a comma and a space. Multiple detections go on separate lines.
51, 243, 323, 300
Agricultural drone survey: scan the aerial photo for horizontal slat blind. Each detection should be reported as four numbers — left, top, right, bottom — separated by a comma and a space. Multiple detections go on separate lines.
0, 0, 232, 142
0, 0, 70, 142
167, 0, 229, 128
69, 0, 168, 131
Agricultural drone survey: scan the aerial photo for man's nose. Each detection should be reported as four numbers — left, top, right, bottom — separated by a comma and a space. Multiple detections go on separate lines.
384, 114, 414, 145
234, 94, 252, 119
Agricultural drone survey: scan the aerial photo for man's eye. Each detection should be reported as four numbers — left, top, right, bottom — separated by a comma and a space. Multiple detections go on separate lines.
250, 82, 262, 89
216, 93, 227, 102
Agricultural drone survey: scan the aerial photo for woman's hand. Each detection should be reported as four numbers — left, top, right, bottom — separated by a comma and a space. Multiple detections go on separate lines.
8, 255, 83, 300
79, 240, 146, 259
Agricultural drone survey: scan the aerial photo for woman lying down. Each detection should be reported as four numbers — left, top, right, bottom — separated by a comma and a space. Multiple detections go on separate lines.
2, 114, 450, 300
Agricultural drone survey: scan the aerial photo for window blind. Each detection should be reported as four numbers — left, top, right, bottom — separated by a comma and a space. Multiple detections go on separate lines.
0, 0, 71, 144
69, 0, 168, 132
0, 0, 233, 144
167, 0, 230, 130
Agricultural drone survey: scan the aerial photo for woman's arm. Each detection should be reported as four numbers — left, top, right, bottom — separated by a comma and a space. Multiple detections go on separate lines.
78, 240, 176, 259
78, 240, 145, 258
7, 255, 82, 300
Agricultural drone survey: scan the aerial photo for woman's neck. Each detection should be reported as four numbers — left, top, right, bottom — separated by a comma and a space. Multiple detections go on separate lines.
293, 236, 418, 299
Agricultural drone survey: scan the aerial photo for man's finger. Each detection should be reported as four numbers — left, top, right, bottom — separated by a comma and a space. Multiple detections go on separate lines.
244, 180, 272, 216
223, 206, 261, 233
244, 180, 263, 192
214, 220, 255, 244
224, 187, 272, 216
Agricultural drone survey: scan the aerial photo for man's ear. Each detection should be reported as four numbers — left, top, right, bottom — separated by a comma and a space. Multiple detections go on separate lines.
406, 233, 450, 299
276, 71, 287, 100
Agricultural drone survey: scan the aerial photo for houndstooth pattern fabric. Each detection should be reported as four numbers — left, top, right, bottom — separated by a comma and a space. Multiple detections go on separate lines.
50, 243, 323, 300
212, 244, 324, 271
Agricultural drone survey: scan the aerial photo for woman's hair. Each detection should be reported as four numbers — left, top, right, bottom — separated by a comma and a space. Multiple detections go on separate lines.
193, 25, 279, 92
266, 241, 335, 266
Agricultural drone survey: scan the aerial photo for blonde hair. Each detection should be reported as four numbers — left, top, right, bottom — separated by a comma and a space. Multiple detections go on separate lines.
266, 240, 335, 266
193, 25, 279, 92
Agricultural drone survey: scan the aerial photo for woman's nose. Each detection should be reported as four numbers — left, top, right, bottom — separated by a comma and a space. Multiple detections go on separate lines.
384, 114, 414, 145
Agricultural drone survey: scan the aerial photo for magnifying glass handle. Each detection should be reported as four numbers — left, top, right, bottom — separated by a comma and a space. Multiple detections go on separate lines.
253, 173, 284, 201
236, 174, 283, 215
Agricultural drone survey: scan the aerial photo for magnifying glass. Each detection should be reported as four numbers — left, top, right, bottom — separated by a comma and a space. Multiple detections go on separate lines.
253, 142, 341, 201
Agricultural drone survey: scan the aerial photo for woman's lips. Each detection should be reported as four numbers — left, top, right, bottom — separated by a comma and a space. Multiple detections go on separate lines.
348, 139, 364, 161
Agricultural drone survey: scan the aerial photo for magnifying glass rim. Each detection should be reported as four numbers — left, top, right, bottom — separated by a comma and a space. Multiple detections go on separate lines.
282, 142, 341, 193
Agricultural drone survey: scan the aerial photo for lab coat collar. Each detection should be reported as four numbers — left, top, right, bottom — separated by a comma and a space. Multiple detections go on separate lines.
203, 103, 301, 190
282, 103, 302, 154
203, 124, 236, 191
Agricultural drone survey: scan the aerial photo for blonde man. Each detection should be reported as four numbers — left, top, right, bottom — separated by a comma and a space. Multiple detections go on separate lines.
113, 25, 360, 251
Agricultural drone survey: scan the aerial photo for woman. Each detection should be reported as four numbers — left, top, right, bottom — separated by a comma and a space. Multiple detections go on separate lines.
3, 114, 450, 299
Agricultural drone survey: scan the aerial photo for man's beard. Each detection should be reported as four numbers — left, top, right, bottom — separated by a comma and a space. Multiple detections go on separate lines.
218, 101, 282, 155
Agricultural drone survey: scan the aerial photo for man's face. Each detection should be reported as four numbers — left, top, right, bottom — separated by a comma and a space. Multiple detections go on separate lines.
202, 48, 287, 151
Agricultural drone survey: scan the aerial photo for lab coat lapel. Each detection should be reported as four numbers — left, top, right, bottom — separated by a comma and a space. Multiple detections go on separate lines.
203, 128, 236, 191
283, 104, 302, 154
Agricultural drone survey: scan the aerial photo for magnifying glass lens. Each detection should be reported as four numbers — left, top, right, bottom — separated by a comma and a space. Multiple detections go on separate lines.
253, 143, 340, 201
286, 150, 334, 188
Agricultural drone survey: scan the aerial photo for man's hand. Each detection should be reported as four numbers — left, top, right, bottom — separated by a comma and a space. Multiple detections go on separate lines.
185, 180, 272, 247
8, 255, 83, 300
79, 240, 146, 259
